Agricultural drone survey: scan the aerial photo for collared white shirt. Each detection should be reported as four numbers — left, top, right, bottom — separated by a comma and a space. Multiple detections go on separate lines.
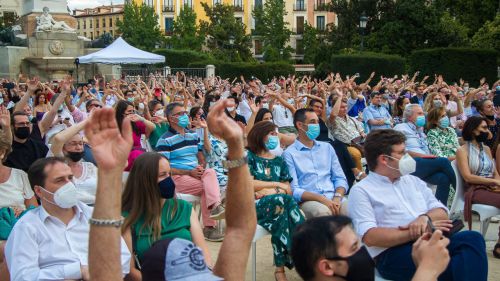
5, 202, 131, 281
348, 172, 447, 257
272, 103, 294, 127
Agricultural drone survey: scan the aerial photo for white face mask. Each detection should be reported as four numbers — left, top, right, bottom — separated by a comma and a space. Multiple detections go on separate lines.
227, 106, 235, 112
384, 153, 416, 176
262, 103, 269, 109
41, 181, 78, 208
154, 109, 164, 117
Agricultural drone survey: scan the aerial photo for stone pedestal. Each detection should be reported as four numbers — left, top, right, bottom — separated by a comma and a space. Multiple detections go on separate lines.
22, 0, 70, 16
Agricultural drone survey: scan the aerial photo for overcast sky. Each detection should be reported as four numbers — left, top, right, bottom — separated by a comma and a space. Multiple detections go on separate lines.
67, 0, 124, 10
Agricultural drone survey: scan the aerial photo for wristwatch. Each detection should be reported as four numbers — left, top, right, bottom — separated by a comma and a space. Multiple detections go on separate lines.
223, 152, 248, 169
333, 192, 343, 199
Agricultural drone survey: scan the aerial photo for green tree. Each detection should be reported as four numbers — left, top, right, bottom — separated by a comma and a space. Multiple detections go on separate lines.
302, 23, 321, 64
170, 5, 204, 51
366, 0, 469, 56
435, 0, 498, 36
199, 3, 252, 62
252, 0, 292, 61
116, 3, 163, 51
472, 14, 500, 53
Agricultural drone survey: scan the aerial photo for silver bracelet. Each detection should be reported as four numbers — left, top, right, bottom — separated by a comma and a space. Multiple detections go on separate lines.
89, 217, 124, 228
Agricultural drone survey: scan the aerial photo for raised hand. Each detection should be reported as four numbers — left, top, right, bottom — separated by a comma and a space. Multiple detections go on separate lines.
84, 108, 133, 171
27, 77, 40, 93
207, 99, 244, 144
0, 106, 11, 129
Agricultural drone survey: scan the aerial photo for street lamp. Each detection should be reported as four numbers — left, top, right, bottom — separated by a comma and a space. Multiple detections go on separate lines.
359, 12, 368, 51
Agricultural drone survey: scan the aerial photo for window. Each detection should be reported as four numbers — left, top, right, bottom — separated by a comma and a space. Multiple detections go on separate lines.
96, 19, 99, 28
254, 40, 263, 55
145, 0, 154, 7
164, 0, 174, 11
296, 39, 304, 55
77, 20, 80, 29
97, 31, 100, 37
102, 18, 106, 27
83, 19, 86, 29
254, 0, 262, 8
294, 0, 305, 11
83, 32, 87, 37
296, 16, 304, 34
183, 0, 193, 8
234, 0, 243, 11
165, 18, 174, 35
90, 19, 93, 28
316, 16, 325, 31
213, 0, 222, 5
90, 32, 93, 39
2, 11, 16, 26
109, 18, 113, 27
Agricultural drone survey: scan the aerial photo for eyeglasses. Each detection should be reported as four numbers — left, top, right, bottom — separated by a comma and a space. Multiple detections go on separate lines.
15, 122, 31, 127
90, 104, 102, 108
172, 111, 188, 117
66, 142, 84, 147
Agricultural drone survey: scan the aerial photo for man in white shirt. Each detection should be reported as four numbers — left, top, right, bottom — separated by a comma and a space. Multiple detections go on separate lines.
348, 129, 487, 281
5, 157, 131, 281
269, 91, 296, 134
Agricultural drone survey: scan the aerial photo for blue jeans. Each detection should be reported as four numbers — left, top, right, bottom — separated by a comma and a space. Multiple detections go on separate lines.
412, 157, 456, 205
376, 231, 487, 281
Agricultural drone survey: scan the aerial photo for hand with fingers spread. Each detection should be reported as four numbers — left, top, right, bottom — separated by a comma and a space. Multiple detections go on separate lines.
0, 106, 11, 130
206, 99, 244, 145
84, 108, 133, 171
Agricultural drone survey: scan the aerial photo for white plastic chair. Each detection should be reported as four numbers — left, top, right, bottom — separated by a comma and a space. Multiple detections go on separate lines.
140, 134, 153, 152
450, 160, 500, 235
176, 193, 202, 220
251, 225, 271, 281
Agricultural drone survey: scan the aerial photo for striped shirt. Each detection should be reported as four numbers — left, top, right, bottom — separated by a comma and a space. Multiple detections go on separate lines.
156, 127, 202, 170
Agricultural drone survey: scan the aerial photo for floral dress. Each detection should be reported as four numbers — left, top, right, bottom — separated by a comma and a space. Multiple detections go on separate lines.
206, 135, 228, 190
426, 127, 460, 158
247, 151, 305, 268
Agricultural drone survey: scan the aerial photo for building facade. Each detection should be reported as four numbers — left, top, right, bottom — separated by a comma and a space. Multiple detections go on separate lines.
0, 0, 21, 26
128, 0, 336, 60
73, 5, 124, 40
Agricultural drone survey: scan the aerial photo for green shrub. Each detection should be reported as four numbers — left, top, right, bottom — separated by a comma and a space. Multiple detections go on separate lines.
408, 48, 498, 85
314, 52, 406, 81
153, 49, 213, 68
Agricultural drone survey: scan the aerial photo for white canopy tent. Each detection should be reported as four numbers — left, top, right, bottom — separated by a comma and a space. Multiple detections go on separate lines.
77, 37, 165, 65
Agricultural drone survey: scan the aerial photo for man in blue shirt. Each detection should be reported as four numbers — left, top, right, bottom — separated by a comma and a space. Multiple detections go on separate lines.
394, 104, 456, 205
156, 102, 224, 241
283, 108, 348, 219
363, 92, 393, 131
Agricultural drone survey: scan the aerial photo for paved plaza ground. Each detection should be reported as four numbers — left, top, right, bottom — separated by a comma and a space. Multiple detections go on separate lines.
206, 214, 500, 281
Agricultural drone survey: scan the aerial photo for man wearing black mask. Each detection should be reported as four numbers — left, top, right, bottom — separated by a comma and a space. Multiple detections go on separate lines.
5, 112, 48, 172
291, 216, 451, 281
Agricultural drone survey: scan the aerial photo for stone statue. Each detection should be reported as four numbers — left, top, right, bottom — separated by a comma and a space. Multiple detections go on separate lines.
36, 7, 75, 32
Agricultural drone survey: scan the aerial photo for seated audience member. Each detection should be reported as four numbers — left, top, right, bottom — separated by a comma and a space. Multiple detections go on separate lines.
247, 121, 305, 281
5, 157, 131, 280
147, 99, 169, 149
246, 107, 296, 152
394, 104, 456, 205
156, 102, 224, 241
410, 84, 428, 107
474, 99, 499, 149
328, 94, 367, 172
86, 100, 256, 281
310, 97, 365, 187
225, 95, 247, 126
5, 112, 48, 172
283, 108, 348, 218
291, 216, 451, 281
121, 152, 212, 280
426, 107, 460, 161
456, 116, 500, 259
393, 95, 410, 125
269, 90, 297, 134
363, 91, 393, 131
50, 120, 98, 204
348, 129, 487, 281
115, 100, 156, 170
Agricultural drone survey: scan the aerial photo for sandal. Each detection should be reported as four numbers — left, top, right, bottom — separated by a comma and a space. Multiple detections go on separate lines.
494, 243, 500, 259
274, 268, 288, 281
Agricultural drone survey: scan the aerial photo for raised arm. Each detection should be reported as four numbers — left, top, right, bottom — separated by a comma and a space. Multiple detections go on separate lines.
87, 108, 133, 281
208, 99, 256, 280
14, 77, 40, 112
51, 119, 88, 157
39, 91, 67, 135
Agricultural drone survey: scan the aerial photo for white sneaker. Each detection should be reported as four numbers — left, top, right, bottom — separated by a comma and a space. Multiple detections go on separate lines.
490, 215, 500, 223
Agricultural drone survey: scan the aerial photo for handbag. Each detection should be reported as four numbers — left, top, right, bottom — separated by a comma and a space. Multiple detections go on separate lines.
349, 117, 365, 156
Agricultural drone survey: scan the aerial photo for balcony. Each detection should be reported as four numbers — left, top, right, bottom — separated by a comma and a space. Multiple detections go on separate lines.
314, 3, 329, 11
163, 6, 174, 12
165, 30, 173, 36
293, 3, 306, 11
234, 5, 244, 12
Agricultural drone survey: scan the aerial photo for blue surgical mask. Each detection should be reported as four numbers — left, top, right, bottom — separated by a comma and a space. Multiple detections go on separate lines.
415, 115, 426, 127
127, 97, 135, 103
177, 114, 189, 128
158, 176, 175, 199
439, 116, 450, 128
265, 135, 279, 151
305, 124, 320, 140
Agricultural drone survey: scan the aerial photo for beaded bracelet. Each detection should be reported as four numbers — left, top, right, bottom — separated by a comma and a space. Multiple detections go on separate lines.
89, 217, 124, 228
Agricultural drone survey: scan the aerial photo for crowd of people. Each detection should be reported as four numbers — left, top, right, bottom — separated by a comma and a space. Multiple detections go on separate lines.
0, 70, 499, 281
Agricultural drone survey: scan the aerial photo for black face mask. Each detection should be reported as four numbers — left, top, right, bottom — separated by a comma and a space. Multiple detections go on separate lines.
158, 176, 176, 199
485, 114, 495, 121
14, 127, 30, 139
66, 151, 85, 162
331, 246, 375, 281
476, 131, 490, 143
